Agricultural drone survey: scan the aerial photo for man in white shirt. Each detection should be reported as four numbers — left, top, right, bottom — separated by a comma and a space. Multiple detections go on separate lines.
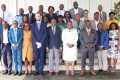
0, 21, 12, 75
56, 4, 65, 16
91, 12, 102, 30
0, 4, 14, 25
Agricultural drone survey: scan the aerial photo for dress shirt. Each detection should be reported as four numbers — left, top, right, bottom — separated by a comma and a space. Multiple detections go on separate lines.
74, 8, 79, 14
3, 29, 9, 43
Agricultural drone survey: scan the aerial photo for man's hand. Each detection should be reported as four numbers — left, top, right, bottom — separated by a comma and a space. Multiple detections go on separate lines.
46, 48, 50, 53
36, 42, 42, 48
58, 48, 62, 53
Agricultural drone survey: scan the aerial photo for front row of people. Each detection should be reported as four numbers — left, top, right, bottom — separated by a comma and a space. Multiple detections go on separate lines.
0, 13, 120, 76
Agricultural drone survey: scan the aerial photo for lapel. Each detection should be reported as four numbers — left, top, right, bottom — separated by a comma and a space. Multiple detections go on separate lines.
1, 30, 3, 43
72, 8, 75, 16
35, 22, 42, 32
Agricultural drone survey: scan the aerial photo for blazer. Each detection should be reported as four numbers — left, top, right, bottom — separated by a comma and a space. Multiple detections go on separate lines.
79, 28, 97, 52
96, 30, 109, 51
98, 11, 107, 23
69, 8, 83, 19
9, 28, 23, 50
46, 26, 62, 49
45, 13, 58, 22
31, 22, 47, 48
0, 28, 11, 49
26, 13, 36, 24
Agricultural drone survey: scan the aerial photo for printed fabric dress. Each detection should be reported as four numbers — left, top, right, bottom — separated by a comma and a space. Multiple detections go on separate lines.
109, 30, 119, 59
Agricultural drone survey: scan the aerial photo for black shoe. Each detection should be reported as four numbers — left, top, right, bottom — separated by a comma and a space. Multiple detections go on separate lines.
34, 72, 39, 76
8, 71, 12, 75
3, 70, 8, 75
14, 72, 18, 76
103, 71, 108, 75
40, 72, 44, 76
18, 72, 22, 76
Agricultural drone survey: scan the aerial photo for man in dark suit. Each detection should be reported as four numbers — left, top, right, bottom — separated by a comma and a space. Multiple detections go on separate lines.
31, 12, 47, 76
69, 1, 83, 20
0, 21, 12, 75
27, 6, 35, 24
46, 18, 62, 76
79, 20, 97, 76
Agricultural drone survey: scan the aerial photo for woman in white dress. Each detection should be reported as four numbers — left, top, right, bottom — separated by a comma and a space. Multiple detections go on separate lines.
62, 21, 78, 75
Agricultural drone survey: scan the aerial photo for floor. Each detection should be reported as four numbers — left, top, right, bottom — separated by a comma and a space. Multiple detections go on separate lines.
0, 71, 120, 80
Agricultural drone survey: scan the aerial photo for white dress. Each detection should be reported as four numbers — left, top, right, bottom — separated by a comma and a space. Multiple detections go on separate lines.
62, 28, 78, 61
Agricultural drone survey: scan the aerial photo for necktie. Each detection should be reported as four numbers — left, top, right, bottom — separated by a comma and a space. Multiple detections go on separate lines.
100, 12, 102, 20
14, 29, 17, 42
53, 27, 55, 34
29, 13, 32, 23
88, 29, 91, 36
3, 11, 4, 20
77, 21, 80, 34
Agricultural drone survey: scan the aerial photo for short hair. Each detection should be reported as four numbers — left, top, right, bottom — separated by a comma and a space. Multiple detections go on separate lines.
85, 20, 91, 23
57, 15, 64, 18
48, 6, 55, 12
97, 22, 103, 27
83, 9, 89, 13
64, 11, 72, 18
94, 12, 99, 15
109, 12, 115, 16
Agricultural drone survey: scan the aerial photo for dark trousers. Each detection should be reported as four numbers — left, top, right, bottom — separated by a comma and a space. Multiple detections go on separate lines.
2, 44, 12, 72
81, 48, 95, 70
33, 47, 45, 73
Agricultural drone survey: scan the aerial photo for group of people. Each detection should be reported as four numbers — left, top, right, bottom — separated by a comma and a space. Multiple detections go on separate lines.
0, 1, 120, 77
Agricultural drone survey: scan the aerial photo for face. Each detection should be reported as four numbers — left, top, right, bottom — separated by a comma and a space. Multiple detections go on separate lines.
97, 23, 103, 30
19, 8, 24, 15
73, 2, 78, 9
43, 17, 48, 23
58, 17, 63, 23
83, 11, 88, 17
28, 6, 33, 13
65, 12, 70, 18
85, 21, 91, 29
1, 4, 6, 11
94, 13, 99, 20
111, 24, 116, 30
22, 16, 28, 22
75, 14, 80, 21
35, 13, 42, 21
51, 19, 56, 26
24, 23, 30, 30
98, 5, 102, 11
59, 4, 64, 10
109, 14, 115, 20
2, 21, 7, 29
39, 5, 43, 11
67, 22, 72, 29
49, 7, 54, 13
13, 21, 18, 28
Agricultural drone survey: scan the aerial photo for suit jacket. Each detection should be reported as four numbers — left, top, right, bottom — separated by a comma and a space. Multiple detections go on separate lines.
69, 8, 83, 19
79, 28, 97, 52
31, 22, 47, 48
46, 26, 62, 49
45, 13, 58, 22
91, 20, 102, 30
98, 11, 107, 23
0, 28, 11, 49
9, 28, 23, 50
96, 30, 109, 51
72, 20, 84, 35
27, 13, 36, 24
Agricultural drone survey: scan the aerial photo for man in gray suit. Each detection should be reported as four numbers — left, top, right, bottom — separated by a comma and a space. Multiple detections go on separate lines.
79, 20, 97, 76
98, 5, 107, 23
69, 1, 83, 20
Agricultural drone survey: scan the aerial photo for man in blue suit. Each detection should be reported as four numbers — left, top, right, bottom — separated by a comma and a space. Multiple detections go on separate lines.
31, 13, 47, 76
9, 20, 23, 76
96, 22, 109, 73
46, 18, 62, 76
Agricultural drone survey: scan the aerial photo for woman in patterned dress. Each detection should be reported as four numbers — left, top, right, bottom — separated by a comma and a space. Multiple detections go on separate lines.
108, 22, 119, 72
